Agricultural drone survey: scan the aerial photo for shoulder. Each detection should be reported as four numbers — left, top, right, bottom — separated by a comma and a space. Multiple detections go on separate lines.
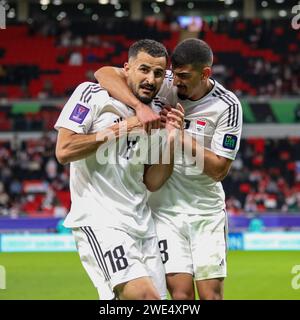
212, 81, 241, 110
73, 82, 110, 104
73, 81, 101, 93
211, 81, 242, 128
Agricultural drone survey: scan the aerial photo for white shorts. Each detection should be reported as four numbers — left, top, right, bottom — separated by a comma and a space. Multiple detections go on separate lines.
154, 210, 228, 281
72, 226, 167, 300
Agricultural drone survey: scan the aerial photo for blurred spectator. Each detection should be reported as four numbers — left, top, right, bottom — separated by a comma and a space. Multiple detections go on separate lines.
9, 179, 22, 196
53, 200, 67, 218
295, 105, 300, 122
46, 157, 58, 182
86, 52, 99, 64
73, 36, 83, 47
226, 196, 242, 216
0, 182, 9, 215
0, 65, 7, 81
85, 69, 95, 82
38, 79, 54, 99
69, 51, 83, 66
60, 30, 72, 47
86, 35, 101, 47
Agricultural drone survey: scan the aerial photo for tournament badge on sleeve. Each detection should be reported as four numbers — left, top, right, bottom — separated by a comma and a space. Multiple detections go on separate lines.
223, 134, 237, 150
69, 104, 90, 124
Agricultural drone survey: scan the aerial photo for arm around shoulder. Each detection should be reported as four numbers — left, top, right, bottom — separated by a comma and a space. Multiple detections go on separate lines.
56, 117, 142, 165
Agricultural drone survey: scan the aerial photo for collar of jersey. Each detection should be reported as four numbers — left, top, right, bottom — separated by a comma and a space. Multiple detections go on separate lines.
184, 78, 216, 103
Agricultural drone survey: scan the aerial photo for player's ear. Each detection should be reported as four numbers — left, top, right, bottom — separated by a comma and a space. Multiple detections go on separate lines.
202, 67, 211, 80
123, 62, 130, 75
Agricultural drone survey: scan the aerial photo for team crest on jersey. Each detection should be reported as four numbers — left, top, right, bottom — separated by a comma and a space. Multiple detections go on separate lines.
69, 104, 89, 124
223, 134, 237, 150
195, 118, 207, 132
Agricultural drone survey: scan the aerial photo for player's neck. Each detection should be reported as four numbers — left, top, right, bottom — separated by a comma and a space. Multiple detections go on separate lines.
190, 79, 213, 101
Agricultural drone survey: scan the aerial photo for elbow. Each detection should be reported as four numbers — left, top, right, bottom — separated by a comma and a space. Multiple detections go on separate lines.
94, 66, 108, 83
145, 176, 170, 192
144, 179, 164, 192
55, 148, 69, 165
145, 175, 171, 192
146, 184, 161, 193
213, 171, 228, 182
94, 69, 101, 82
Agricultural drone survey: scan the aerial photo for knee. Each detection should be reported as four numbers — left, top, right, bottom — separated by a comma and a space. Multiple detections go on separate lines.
200, 291, 223, 300
197, 278, 224, 300
117, 285, 161, 300
138, 290, 161, 300
171, 290, 195, 300
126, 289, 160, 300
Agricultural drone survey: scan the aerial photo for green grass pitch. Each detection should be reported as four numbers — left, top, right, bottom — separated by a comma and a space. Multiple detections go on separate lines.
0, 251, 299, 300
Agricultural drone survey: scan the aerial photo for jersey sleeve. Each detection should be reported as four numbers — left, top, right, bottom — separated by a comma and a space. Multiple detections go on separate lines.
156, 70, 178, 107
54, 82, 109, 134
211, 101, 243, 160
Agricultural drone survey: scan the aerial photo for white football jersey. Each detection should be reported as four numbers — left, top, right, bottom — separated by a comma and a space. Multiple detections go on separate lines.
149, 71, 243, 216
55, 82, 161, 237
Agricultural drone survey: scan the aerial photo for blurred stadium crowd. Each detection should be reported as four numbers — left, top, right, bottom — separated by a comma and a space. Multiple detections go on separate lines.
0, 134, 70, 218
1, 135, 300, 218
0, 2, 300, 220
0, 15, 299, 98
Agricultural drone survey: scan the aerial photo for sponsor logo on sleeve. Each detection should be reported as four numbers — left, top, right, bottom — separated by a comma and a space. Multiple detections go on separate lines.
223, 134, 237, 150
69, 104, 89, 124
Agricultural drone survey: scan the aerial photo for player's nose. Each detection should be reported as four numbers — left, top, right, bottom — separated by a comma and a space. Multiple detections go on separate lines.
146, 71, 155, 85
173, 76, 181, 86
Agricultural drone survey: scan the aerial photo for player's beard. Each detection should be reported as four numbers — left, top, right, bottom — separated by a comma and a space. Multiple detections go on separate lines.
136, 95, 153, 104
176, 86, 189, 100
177, 93, 188, 100
134, 83, 157, 104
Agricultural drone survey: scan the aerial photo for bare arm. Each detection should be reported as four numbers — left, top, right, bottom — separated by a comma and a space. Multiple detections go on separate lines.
56, 116, 141, 165
143, 104, 184, 192
143, 144, 175, 192
203, 149, 232, 181
94, 67, 138, 110
94, 66, 160, 130
183, 135, 232, 182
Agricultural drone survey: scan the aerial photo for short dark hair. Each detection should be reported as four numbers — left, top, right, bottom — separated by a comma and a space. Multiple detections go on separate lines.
171, 38, 213, 70
128, 39, 168, 61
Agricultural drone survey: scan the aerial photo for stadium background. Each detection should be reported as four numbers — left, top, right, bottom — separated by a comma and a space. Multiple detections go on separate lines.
0, 0, 300, 299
